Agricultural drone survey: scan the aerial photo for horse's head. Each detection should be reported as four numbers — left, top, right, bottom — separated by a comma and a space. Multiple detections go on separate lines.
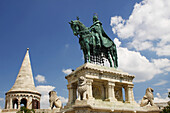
69, 20, 80, 36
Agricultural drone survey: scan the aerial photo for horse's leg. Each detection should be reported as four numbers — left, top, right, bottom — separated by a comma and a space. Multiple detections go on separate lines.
113, 52, 118, 68
85, 43, 91, 63
114, 56, 118, 68
83, 50, 87, 63
110, 46, 117, 68
111, 52, 116, 68
107, 51, 113, 67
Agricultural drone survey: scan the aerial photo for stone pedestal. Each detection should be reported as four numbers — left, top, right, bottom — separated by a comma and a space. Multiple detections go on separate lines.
64, 63, 160, 113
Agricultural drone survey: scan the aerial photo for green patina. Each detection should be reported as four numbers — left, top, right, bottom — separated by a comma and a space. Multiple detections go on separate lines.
69, 15, 118, 68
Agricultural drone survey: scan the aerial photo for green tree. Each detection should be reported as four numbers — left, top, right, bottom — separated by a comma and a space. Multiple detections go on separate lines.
16, 106, 35, 113
162, 92, 170, 113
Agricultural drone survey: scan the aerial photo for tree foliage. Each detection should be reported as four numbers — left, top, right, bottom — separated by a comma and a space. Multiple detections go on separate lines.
162, 92, 170, 113
16, 106, 35, 113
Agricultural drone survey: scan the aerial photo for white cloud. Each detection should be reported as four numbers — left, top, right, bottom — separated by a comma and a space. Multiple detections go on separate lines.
36, 85, 55, 95
36, 85, 55, 108
111, 0, 170, 56
35, 75, 46, 83
114, 38, 121, 47
153, 80, 168, 86
168, 88, 170, 92
154, 93, 170, 103
0, 98, 3, 101
115, 38, 161, 82
40, 95, 50, 109
62, 68, 72, 75
36, 85, 68, 108
152, 58, 170, 73
156, 93, 161, 98
58, 96, 68, 104
0, 98, 4, 110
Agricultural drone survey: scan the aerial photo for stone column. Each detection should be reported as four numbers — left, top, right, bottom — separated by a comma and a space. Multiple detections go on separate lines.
9, 96, 13, 109
38, 100, 40, 109
104, 83, 108, 100
27, 96, 32, 109
72, 84, 77, 102
124, 84, 135, 103
107, 82, 116, 102
86, 79, 94, 100
67, 84, 74, 105
6, 96, 9, 109
18, 97, 21, 109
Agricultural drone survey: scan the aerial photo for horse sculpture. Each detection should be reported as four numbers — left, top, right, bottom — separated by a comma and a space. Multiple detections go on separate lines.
69, 20, 92, 63
69, 19, 118, 68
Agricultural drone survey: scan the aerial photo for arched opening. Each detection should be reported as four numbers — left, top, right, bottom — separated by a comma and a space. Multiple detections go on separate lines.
20, 98, 27, 108
92, 80, 107, 100
32, 99, 40, 109
12, 98, 18, 109
92, 86, 102, 99
114, 85, 123, 102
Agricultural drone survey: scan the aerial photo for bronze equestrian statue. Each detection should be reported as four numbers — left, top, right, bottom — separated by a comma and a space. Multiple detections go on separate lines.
69, 15, 118, 68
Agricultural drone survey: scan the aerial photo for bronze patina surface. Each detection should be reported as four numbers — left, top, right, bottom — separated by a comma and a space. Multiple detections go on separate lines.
69, 15, 118, 68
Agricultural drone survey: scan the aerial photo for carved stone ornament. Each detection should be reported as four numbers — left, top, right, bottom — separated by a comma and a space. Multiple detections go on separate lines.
77, 76, 87, 100
140, 87, 155, 107
49, 91, 62, 109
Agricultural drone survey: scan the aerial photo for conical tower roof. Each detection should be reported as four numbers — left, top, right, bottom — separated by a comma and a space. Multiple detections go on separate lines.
7, 48, 40, 94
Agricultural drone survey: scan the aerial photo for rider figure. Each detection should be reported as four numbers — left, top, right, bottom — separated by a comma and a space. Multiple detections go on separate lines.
90, 15, 103, 48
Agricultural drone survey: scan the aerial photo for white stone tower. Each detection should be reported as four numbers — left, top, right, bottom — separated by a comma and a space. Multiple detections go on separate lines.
5, 48, 41, 110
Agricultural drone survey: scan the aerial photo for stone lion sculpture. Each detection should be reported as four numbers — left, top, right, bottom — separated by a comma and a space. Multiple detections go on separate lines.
49, 91, 62, 109
77, 76, 87, 100
140, 87, 155, 107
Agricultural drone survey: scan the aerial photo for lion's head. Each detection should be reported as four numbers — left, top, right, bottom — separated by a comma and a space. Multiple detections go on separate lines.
49, 91, 57, 97
49, 91, 58, 102
78, 76, 86, 85
140, 87, 155, 107
146, 87, 154, 94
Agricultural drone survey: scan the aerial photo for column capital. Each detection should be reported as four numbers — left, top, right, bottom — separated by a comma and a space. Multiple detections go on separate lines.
126, 84, 134, 88
86, 79, 93, 84
67, 84, 76, 89
108, 81, 115, 86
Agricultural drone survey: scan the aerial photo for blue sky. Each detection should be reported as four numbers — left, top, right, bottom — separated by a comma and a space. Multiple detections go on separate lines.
0, 0, 170, 109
